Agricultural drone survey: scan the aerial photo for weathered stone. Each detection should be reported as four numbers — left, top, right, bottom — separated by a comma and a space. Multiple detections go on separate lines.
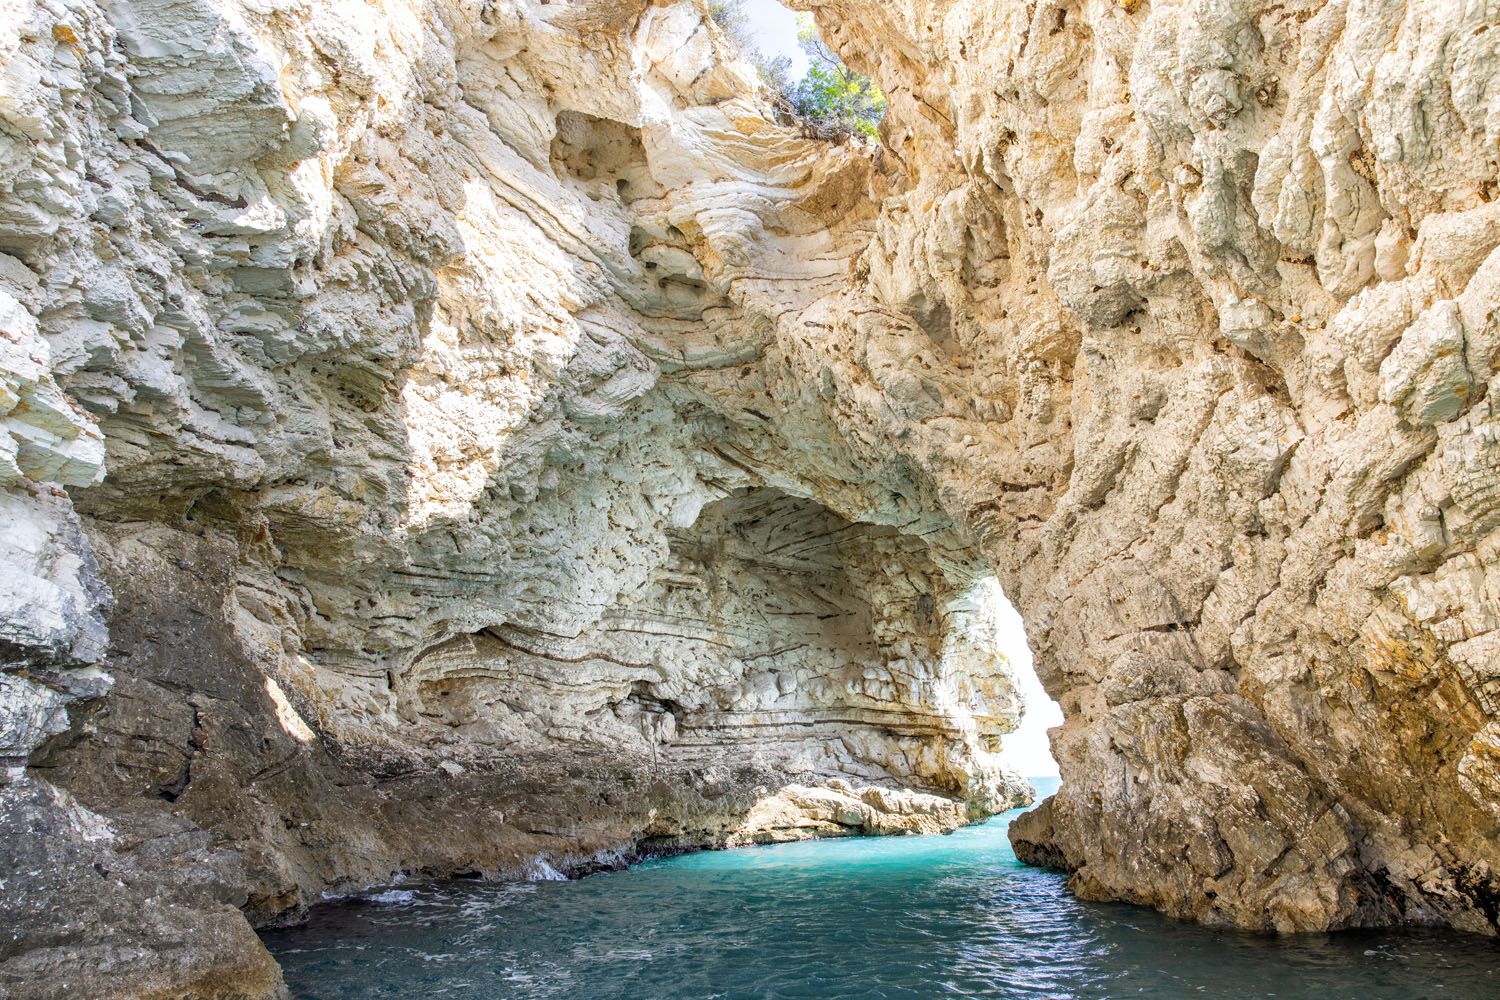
0, 0, 1498, 994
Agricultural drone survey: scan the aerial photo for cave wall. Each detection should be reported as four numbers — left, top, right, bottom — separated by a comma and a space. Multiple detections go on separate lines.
1, 0, 1499, 994
788, 0, 1500, 933
1, 2, 1028, 994
407, 487, 1023, 808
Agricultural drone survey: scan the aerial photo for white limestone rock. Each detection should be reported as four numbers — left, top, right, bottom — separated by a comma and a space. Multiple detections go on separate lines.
1, 0, 1500, 992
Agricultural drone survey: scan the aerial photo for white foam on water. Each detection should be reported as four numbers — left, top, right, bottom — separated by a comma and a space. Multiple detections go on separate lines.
366, 889, 416, 905
524, 857, 567, 881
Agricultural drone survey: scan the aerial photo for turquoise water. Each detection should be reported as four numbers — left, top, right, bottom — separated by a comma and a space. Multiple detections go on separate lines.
263, 779, 1500, 998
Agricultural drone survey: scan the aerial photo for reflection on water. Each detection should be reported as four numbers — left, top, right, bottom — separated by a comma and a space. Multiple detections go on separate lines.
263, 779, 1500, 999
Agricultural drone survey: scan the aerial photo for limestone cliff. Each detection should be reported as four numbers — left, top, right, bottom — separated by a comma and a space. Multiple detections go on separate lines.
797, 0, 1500, 934
0, 0, 1498, 995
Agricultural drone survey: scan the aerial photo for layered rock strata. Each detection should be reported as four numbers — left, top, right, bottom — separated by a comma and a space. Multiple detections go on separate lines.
0, 0, 1498, 995
2, 1, 1030, 994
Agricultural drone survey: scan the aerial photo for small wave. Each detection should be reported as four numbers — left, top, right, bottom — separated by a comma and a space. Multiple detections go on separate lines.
524, 857, 567, 881
269, 815, 1500, 1000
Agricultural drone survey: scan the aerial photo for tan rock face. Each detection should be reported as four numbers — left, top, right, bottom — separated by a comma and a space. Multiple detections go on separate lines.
0, 0, 1498, 992
787, 0, 1500, 933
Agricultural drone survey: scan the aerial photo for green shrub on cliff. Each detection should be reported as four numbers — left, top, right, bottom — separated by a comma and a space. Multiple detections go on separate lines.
710, 2, 886, 141
786, 15, 885, 139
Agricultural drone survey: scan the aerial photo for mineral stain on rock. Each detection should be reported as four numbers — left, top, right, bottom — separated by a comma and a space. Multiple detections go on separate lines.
1, 0, 1499, 996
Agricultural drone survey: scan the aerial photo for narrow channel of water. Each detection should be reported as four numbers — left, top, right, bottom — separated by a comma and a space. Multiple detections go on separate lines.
262, 778, 1500, 998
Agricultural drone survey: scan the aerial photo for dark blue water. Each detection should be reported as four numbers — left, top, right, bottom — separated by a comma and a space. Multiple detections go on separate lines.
263, 779, 1500, 998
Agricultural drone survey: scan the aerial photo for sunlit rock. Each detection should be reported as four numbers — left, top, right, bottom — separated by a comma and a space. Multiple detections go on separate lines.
1, 0, 1499, 993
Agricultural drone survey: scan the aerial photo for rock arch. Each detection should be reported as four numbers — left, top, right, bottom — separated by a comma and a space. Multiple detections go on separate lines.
2, 0, 1499, 994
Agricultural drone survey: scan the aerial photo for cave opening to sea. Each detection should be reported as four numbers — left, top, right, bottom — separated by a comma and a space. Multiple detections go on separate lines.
261, 573, 1496, 1000
10, 0, 1500, 992
263, 795, 1497, 1000
971, 576, 1063, 786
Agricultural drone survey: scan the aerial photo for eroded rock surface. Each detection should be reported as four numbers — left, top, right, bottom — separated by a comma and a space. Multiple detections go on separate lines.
1, 0, 1498, 994
796, 0, 1500, 934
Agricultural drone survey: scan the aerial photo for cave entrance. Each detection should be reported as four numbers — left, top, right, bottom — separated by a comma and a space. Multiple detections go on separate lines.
612, 486, 1046, 816
972, 576, 1062, 785
392, 485, 1049, 827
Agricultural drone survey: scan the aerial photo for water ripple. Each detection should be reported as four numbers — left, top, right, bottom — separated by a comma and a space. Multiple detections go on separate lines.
265, 785, 1500, 999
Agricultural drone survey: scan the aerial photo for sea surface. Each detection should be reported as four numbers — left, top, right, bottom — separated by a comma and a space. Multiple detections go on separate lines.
263, 778, 1500, 998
